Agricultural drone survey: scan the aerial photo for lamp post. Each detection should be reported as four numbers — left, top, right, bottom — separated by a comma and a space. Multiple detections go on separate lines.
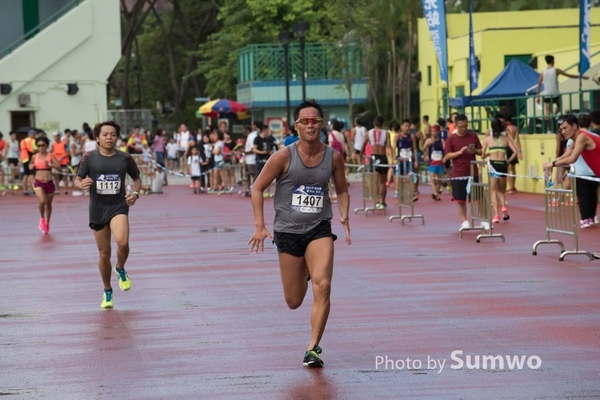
293, 22, 310, 101
278, 31, 293, 130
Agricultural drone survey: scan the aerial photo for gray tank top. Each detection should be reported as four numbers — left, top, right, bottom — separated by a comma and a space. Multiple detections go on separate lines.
273, 143, 334, 233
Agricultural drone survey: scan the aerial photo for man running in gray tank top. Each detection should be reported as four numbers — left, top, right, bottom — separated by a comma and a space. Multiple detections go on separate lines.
248, 99, 351, 368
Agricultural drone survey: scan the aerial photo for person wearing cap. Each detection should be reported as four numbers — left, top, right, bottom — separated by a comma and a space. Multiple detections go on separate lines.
51, 131, 70, 194
20, 129, 37, 195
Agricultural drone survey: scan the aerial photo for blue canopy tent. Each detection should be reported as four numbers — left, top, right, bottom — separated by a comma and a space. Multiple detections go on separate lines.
450, 58, 540, 108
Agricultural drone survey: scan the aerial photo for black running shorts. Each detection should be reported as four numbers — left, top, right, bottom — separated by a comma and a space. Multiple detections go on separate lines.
274, 220, 337, 257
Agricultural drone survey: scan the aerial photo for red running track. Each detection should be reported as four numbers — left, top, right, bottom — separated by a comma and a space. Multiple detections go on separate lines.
0, 182, 599, 399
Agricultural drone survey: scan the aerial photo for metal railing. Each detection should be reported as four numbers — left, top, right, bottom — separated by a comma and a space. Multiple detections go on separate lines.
449, 89, 598, 135
459, 161, 505, 242
389, 158, 424, 225
0, 0, 83, 60
237, 42, 364, 83
354, 156, 386, 216
532, 172, 595, 261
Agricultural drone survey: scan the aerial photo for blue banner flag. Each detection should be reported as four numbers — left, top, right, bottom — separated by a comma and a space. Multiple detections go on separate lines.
580, 0, 591, 73
469, 0, 478, 92
422, 0, 448, 83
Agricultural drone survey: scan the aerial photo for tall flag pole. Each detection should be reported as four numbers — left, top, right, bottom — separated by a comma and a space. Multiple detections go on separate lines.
422, 0, 449, 110
579, 0, 591, 92
469, 0, 478, 95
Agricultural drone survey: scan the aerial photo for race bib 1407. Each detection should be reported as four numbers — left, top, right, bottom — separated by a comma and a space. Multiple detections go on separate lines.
291, 184, 324, 214
96, 174, 121, 195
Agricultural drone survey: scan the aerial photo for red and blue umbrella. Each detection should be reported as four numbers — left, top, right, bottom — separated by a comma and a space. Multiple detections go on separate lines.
198, 99, 249, 119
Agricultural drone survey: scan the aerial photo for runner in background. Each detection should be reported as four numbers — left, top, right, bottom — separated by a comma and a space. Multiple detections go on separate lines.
437, 118, 452, 193
496, 113, 523, 194
481, 117, 519, 223
75, 121, 141, 309
51, 131, 70, 194
361, 116, 390, 209
422, 124, 445, 201
31, 136, 60, 234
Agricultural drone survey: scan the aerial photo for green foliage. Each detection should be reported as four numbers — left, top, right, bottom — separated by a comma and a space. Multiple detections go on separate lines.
114, 0, 585, 126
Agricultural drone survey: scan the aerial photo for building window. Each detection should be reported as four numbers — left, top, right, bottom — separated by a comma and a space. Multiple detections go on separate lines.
427, 66, 432, 86
504, 54, 532, 66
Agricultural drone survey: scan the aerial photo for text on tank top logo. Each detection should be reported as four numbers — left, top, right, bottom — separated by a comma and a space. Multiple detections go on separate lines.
96, 173, 121, 195
431, 150, 443, 161
292, 184, 324, 214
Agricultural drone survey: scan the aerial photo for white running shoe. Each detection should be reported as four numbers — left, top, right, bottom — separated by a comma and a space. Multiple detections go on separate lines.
460, 220, 471, 230
480, 221, 490, 231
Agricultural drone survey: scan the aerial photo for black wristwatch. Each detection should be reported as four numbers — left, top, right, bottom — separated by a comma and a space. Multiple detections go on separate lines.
552, 160, 557, 167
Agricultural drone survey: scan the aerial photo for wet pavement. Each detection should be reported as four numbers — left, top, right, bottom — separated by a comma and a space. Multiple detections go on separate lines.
1, 178, 599, 399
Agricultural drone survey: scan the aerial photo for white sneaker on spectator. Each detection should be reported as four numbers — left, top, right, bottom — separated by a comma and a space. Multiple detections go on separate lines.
480, 221, 490, 231
595, 216, 599, 225
460, 220, 471, 230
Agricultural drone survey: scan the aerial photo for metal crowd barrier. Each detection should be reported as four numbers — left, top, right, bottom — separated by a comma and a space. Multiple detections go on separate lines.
354, 156, 385, 216
0, 165, 21, 195
389, 157, 424, 225
459, 161, 505, 242
532, 173, 594, 261
218, 161, 248, 196
129, 155, 153, 191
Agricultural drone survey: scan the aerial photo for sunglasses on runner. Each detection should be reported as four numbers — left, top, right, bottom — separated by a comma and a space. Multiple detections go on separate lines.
37, 143, 47, 147
295, 117, 324, 125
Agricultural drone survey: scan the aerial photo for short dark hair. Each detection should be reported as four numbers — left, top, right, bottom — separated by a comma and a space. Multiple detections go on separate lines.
455, 114, 468, 123
423, 115, 429, 121
373, 115, 384, 127
332, 119, 344, 131
436, 117, 446, 127
545, 55, 554, 64
93, 121, 121, 139
401, 119, 411, 125
293, 99, 324, 121
589, 110, 600, 126
578, 113, 591, 129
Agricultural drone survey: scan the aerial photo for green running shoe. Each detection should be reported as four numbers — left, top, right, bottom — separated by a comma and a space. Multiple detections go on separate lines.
101, 289, 114, 309
303, 345, 323, 368
114, 265, 131, 291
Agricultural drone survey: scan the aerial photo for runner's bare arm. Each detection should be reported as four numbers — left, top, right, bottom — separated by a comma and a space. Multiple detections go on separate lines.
332, 151, 351, 245
248, 150, 289, 252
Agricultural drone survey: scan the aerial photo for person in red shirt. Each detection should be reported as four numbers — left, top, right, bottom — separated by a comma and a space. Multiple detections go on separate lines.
443, 114, 483, 229
544, 114, 600, 228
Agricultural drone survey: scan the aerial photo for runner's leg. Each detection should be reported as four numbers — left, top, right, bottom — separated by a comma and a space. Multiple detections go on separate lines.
93, 226, 113, 290
304, 236, 334, 350
110, 214, 130, 269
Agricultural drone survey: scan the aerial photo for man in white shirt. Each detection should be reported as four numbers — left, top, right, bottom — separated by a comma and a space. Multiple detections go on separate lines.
177, 124, 190, 173
243, 121, 260, 197
536, 55, 588, 132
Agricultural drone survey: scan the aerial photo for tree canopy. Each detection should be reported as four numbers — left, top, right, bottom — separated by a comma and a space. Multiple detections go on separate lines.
109, 0, 582, 128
